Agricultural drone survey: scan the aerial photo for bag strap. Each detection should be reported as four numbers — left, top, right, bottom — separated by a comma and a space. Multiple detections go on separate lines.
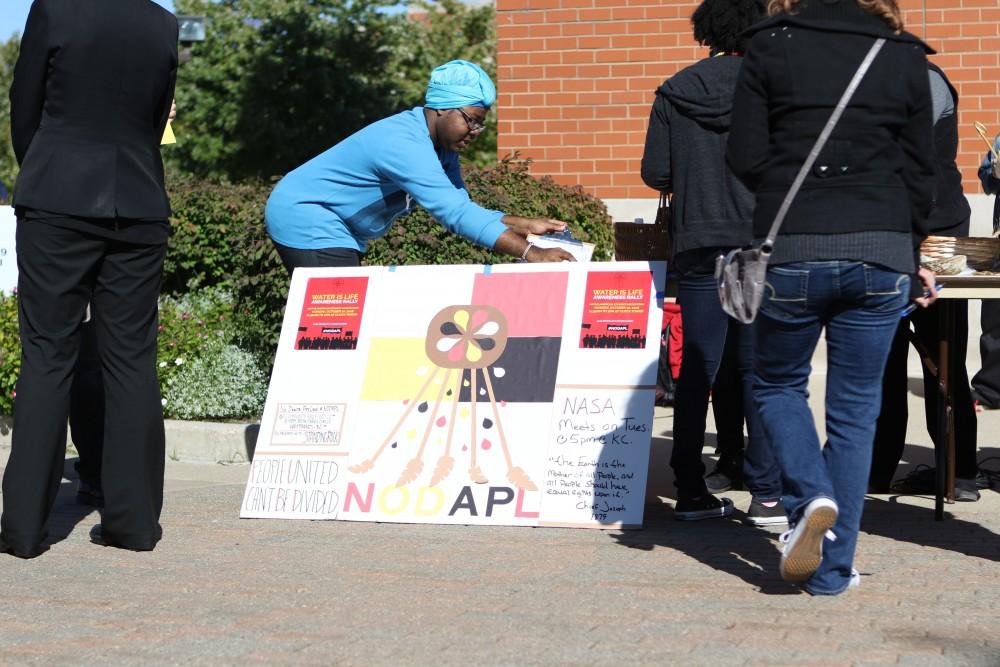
760, 38, 886, 255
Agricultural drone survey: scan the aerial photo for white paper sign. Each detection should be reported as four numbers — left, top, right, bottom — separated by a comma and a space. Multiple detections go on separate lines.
271, 403, 346, 446
241, 262, 666, 529
0, 207, 16, 294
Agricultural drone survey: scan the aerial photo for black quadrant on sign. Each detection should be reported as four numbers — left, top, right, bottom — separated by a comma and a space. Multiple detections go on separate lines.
457, 337, 562, 403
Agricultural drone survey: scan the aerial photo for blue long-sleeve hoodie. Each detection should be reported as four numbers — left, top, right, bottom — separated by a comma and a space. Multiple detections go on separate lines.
265, 107, 507, 252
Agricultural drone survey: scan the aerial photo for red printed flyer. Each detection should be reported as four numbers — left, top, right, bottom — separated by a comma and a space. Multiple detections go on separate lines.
579, 271, 651, 349
295, 277, 369, 350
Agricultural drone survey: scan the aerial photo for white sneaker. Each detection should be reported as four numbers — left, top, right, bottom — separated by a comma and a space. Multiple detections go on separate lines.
848, 568, 861, 589
778, 497, 838, 583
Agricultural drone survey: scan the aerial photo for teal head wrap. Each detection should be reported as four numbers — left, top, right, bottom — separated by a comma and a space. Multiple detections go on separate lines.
424, 60, 496, 110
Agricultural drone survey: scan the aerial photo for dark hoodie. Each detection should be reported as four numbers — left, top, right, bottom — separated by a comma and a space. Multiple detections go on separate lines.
641, 55, 753, 276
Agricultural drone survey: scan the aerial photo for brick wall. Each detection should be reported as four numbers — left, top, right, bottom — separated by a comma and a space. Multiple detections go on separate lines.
495, 0, 1000, 206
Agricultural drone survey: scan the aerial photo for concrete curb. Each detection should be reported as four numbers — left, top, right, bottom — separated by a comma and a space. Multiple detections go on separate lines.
0, 416, 258, 465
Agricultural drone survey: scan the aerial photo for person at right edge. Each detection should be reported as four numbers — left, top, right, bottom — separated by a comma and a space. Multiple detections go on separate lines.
970, 136, 1000, 409
728, 0, 937, 594
640, 0, 784, 524
870, 63, 980, 502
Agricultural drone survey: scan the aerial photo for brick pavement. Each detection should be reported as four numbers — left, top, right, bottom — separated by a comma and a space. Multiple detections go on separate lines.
0, 394, 998, 666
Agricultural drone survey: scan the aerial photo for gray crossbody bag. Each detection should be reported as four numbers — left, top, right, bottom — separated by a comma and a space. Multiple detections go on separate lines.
716, 38, 886, 324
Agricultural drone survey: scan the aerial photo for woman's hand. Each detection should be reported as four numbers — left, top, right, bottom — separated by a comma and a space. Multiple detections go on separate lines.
913, 266, 939, 308
525, 245, 576, 262
502, 215, 568, 237
494, 229, 574, 262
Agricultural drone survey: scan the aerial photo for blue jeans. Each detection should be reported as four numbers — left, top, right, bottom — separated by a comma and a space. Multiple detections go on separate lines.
753, 261, 909, 595
671, 275, 781, 499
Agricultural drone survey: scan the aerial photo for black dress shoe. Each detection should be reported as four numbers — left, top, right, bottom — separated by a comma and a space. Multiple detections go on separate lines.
89, 524, 159, 551
77, 479, 105, 508
0, 533, 46, 559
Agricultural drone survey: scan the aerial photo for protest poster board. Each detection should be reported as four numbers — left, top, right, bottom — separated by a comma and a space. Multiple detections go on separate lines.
0, 207, 16, 294
241, 261, 665, 529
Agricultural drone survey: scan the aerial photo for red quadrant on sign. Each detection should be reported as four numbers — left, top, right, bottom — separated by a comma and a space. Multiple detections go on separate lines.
579, 271, 652, 349
295, 276, 369, 350
471, 271, 568, 337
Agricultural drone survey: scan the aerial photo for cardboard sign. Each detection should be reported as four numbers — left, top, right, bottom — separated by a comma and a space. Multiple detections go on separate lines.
241, 262, 666, 529
0, 206, 16, 294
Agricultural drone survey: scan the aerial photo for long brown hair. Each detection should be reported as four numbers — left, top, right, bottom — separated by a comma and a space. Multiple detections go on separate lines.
766, 0, 903, 33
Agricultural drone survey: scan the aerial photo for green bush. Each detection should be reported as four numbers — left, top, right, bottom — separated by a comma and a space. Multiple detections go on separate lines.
0, 287, 262, 420
164, 173, 274, 294
229, 220, 289, 367
0, 290, 19, 416
163, 172, 289, 366
156, 287, 234, 405
163, 341, 268, 420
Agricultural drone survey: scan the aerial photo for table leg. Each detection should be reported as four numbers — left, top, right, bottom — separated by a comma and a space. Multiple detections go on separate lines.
934, 300, 956, 520
944, 300, 956, 504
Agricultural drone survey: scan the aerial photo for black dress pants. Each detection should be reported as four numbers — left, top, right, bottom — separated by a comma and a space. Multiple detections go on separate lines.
1, 220, 166, 553
71, 320, 104, 488
871, 300, 978, 489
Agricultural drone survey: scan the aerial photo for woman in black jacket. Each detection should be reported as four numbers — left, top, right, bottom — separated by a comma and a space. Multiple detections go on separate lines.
727, 0, 937, 594
641, 0, 783, 525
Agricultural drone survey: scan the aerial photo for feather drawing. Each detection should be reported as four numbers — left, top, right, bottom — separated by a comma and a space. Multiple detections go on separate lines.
507, 466, 537, 492
395, 458, 425, 488
468, 465, 488, 485
429, 455, 455, 486
348, 459, 375, 474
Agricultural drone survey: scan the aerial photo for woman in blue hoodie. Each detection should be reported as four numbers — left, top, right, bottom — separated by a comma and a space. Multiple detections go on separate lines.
640, 0, 783, 525
265, 60, 574, 272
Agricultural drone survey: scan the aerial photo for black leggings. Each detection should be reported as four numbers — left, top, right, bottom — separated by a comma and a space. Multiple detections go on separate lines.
272, 240, 362, 274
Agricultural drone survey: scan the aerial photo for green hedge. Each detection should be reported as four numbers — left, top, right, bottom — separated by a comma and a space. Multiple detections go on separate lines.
0, 291, 17, 415
163, 173, 287, 365
0, 288, 266, 420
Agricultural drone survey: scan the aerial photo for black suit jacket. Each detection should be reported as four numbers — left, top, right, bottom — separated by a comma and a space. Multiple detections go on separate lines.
10, 0, 178, 219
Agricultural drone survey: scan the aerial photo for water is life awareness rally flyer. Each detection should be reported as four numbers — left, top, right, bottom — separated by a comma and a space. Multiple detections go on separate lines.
241, 261, 665, 529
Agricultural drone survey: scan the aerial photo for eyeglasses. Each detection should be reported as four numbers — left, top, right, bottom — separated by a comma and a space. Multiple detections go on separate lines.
455, 108, 487, 133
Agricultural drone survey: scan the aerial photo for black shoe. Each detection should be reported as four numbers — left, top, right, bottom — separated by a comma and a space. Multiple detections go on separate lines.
0, 533, 45, 559
89, 524, 159, 552
955, 478, 981, 502
976, 459, 1000, 489
705, 462, 743, 494
745, 498, 788, 526
890, 465, 934, 494
971, 389, 1000, 410
77, 479, 105, 508
891, 466, 980, 501
654, 384, 674, 407
674, 494, 734, 521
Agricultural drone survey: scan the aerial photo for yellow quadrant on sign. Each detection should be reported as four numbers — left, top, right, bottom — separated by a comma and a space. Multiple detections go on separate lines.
360, 338, 445, 401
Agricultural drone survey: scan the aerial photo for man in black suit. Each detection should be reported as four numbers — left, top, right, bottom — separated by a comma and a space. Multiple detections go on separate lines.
0, 0, 178, 558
